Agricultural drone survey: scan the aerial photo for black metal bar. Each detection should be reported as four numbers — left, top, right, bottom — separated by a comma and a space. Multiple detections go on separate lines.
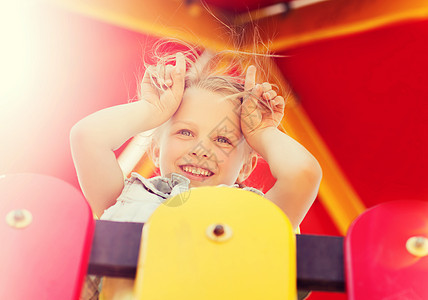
87, 220, 143, 278
296, 234, 345, 292
88, 220, 345, 292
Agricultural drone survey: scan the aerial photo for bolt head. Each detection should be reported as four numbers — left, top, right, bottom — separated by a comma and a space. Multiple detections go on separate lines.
206, 223, 232, 242
406, 236, 428, 257
213, 225, 225, 236
6, 209, 32, 229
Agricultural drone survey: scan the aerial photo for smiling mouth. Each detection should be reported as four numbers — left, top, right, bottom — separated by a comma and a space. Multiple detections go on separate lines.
180, 165, 214, 177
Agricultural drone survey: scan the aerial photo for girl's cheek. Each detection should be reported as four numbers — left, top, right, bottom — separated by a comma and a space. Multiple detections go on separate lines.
213, 146, 236, 164
170, 138, 196, 156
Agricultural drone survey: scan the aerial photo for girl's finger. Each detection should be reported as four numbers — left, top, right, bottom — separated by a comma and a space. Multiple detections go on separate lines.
164, 64, 174, 87
244, 65, 257, 91
170, 52, 186, 97
256, 84, 264, 96
263, 90, 277, 100
174, 52, 186, 75
261, 82, 272, 92
142, 65, 156, 84
156, 62, 166, 87
270, 90, 278, 98
272, 96, 285, 112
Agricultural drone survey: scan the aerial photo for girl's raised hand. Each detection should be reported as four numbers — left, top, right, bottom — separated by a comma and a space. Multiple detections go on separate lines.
141, 52, 186, 121
241, 65, 285, 143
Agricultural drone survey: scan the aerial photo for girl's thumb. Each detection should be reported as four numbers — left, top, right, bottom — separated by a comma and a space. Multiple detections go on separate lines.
170, 52, 186, 97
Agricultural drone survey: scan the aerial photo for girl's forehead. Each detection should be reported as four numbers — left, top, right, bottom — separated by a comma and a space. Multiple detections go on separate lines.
179, 87, 241, 113
170, 87, 242, 132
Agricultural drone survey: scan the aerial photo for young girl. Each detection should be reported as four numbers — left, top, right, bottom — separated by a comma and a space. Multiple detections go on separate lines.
71, 44, 321, 299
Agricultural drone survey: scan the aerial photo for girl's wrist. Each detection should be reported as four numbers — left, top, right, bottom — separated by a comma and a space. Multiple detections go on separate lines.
245, 126, 278, 152
137, 100, 173, 130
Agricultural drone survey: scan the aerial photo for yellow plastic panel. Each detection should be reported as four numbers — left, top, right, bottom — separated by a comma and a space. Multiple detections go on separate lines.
134, 186, 296, 300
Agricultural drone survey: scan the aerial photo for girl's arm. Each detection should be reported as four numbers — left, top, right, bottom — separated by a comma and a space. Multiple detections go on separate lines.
70, 53, 186, 217
246, 127, 321, 229
241, 67, 322, 230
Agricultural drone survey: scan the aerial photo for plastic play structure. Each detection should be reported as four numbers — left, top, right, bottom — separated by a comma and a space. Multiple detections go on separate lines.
2, 173, 428, 299
2, 0, 428, 299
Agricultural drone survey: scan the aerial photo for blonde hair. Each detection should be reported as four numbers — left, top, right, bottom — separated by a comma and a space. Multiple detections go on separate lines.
140, 38, 285, 184
139, 36, 283, 98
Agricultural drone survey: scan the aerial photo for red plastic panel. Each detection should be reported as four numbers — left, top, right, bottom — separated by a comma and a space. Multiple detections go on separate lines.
0, 173, 94, 300
345, 200, 428, 299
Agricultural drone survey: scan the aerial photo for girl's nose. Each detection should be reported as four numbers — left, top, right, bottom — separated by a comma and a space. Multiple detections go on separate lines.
190, 142, 210, 158
191, 151, 208, 158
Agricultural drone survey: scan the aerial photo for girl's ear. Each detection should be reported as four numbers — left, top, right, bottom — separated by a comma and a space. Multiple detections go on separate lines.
237, 152, 258, 183
149, 141, 160, 168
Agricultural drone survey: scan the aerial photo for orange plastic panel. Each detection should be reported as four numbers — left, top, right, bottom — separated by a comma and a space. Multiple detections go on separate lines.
0, 173, 94, 300
345, 200, 428, 299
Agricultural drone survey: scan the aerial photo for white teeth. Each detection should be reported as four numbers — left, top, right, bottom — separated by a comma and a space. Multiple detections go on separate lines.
182, 166, 212, 177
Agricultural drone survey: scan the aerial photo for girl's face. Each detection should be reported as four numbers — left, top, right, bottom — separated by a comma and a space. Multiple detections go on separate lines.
152, 87, 252, 187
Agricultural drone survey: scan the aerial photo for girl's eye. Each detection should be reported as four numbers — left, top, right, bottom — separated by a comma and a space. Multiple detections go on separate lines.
177, 129, 193, 137
216, 136, 232, 145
